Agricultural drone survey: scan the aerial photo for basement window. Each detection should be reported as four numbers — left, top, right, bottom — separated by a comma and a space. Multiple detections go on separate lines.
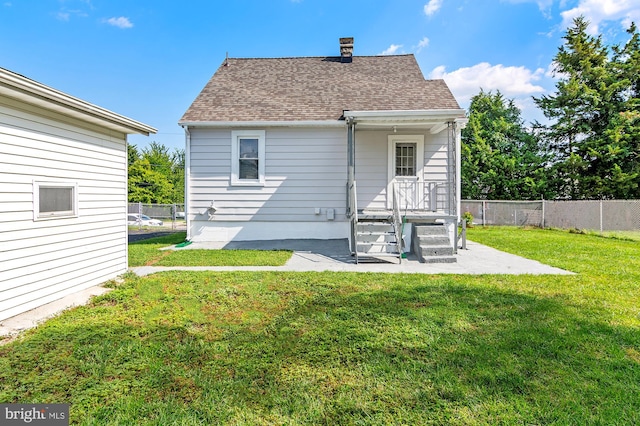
231, 130, 265, 186
34, 181, 78, 220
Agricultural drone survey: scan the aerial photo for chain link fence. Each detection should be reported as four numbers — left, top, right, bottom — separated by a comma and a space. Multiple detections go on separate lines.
128, 203, 186, 231
461, 200, 640, 231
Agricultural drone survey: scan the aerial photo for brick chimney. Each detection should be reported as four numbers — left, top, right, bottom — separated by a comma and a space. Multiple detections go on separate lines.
340, 37, 354, 63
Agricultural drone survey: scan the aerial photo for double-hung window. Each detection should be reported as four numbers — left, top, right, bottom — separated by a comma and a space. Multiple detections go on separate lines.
33, 181, 78, 220
231, 130, 265, 186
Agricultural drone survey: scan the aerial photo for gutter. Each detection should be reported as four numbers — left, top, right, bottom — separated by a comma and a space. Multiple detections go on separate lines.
177, 120, 345, 128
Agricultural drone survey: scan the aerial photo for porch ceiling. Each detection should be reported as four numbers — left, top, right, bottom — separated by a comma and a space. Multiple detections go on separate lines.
343, 109, 467, 133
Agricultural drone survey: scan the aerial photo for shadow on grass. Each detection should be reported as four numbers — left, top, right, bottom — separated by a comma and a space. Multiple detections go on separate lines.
1, 273, 638, 424
128, 232, 187, 246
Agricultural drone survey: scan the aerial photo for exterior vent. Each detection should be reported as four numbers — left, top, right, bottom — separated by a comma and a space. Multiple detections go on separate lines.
340, 37, 354, 63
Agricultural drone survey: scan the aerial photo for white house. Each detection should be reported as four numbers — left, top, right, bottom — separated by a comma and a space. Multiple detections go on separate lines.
0, 67, 156, 321
179, 38, 466, 263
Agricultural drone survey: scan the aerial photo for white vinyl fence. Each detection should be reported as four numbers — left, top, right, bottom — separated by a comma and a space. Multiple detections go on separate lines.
461, 200, 640, 232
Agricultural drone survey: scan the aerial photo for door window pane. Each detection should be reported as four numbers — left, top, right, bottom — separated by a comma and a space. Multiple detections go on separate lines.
395, 143, 416, 176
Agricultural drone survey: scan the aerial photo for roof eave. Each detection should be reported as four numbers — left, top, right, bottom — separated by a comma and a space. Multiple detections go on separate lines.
179, 120, 346, 128
344, 109, 467, 132
0, 67, 157, 136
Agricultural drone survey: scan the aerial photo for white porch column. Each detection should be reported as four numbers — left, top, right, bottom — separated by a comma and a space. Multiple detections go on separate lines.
454, 117, 468, 220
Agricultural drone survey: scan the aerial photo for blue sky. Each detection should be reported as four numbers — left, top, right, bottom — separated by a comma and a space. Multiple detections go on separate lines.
2, 0, 639, 151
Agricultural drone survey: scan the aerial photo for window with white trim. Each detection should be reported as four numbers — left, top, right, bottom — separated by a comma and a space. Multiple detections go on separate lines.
231, 130, 265, 186
33, 181, 78, 220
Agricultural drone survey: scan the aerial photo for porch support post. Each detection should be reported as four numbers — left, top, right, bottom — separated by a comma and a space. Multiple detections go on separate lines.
454, 117, 468, 222
347, 118, 356, 254
347, 117, 355, 184
447, 122, 456, 217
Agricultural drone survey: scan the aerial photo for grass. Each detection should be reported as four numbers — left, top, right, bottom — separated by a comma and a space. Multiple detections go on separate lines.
128, 232, 292, 267
1, 227, 639, 424
583, 229, 640, 242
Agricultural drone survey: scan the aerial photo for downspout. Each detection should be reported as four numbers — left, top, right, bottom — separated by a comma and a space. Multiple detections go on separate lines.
183, 125, 192, 241
125, 135, 130, 269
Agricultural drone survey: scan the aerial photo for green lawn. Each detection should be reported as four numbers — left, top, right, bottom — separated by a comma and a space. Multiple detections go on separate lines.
1, 227, 639, 424
128, 232, 292, 267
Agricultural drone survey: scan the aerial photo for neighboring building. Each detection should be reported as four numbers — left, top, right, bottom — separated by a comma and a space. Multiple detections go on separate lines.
179, 38, 466, 263
0, 67, 156, 321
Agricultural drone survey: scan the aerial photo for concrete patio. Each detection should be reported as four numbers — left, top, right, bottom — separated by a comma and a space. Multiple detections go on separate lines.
131, 238, 573, 276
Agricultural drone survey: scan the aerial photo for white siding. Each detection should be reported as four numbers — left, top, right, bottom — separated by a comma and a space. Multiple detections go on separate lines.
189, 127, 348, 224
187, 126, 452, 242
0, 97, 128, 321
355, 129, 450, 210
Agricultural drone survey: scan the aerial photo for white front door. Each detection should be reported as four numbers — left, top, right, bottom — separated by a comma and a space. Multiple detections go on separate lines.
387, 135, 424, 210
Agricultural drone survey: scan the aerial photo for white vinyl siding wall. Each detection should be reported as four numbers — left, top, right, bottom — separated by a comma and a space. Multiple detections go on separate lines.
0, 97, 128, 321
188, 127, 347, 223
355, 129, 450, 210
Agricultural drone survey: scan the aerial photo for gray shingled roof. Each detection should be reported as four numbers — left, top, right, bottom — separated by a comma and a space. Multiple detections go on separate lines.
180, 55, 460, 123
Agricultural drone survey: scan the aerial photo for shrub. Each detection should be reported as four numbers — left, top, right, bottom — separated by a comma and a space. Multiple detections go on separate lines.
462, 211, 474, 227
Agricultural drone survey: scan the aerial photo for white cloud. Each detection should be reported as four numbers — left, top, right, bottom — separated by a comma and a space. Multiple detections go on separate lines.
544, 60, 571, 80
379, 44, 403, 55
429, 62, 546, 105
560, 0, 640, 34
56, 11, 70, 21
544, 61, 558, 78
104, 16, 133, 29
424, 0, 443, 17
415, 37, 430, 53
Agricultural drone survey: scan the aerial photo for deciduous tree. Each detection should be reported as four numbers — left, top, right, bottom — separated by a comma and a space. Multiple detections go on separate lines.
128, 142, 185, 203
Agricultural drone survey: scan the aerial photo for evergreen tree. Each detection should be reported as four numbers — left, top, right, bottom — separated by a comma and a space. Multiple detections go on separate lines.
462, 90, 551, 200
535, 17, 640, 199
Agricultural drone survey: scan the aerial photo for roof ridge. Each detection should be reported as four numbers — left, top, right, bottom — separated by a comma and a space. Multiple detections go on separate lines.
225, 54, 416, 60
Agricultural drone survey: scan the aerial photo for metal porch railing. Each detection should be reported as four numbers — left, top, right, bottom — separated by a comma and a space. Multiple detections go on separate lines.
394, 180, 450, 213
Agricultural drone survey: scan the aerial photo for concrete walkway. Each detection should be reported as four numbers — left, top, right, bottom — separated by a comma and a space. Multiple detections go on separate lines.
131, 239, 573, 276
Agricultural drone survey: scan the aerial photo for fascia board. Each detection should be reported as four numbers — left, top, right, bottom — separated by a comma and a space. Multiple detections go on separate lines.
0, 67, 156, 135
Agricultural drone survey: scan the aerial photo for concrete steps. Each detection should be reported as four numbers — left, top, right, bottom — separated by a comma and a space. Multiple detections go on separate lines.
355, 220, 402, 264
412, 224, 456, 263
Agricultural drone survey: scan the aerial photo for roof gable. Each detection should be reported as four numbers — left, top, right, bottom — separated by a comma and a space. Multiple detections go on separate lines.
180, 55, 460, 123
